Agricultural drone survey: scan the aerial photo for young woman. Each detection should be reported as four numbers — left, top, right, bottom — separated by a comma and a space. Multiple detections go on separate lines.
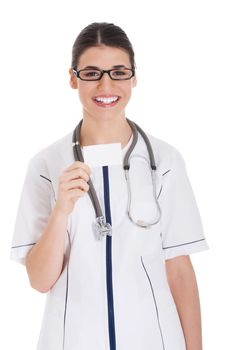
11, 22, 208, 350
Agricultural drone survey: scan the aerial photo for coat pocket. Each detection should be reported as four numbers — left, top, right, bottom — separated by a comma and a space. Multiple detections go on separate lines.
140, 253, 166, 350
140, 252, 186, 350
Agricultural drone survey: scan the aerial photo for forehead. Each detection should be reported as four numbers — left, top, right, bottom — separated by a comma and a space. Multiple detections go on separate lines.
77, 45, 131, 69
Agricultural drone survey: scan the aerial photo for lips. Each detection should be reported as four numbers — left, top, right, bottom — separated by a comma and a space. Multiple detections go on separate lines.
92, 95, 121, 107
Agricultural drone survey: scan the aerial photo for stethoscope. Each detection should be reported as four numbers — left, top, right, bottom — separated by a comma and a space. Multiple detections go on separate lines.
72, 118, 161, 240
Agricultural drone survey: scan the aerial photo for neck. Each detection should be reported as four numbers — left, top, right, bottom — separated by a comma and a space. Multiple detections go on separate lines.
79, 115, 133, 149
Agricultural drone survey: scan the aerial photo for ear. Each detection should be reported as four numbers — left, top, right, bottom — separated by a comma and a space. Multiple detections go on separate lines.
69, 68, 78, 89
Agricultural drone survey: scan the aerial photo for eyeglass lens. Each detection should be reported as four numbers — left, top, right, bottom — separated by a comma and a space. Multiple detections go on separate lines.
79, 69, 133, 80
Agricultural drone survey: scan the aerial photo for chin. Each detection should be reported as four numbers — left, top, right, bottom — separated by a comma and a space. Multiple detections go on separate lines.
86, 107, 125, 120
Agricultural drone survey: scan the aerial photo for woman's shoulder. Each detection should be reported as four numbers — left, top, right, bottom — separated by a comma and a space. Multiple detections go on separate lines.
27, 131, 74, 173
144, 132, 185, 170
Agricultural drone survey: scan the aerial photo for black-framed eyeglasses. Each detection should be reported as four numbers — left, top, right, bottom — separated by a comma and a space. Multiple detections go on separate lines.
72, 66, 135, 81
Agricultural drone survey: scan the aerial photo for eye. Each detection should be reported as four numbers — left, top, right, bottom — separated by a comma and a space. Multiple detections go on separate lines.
80, 70, 101, 79
85, 70, 100, 77
112, 70, 128, 76
111, 69, 133, 79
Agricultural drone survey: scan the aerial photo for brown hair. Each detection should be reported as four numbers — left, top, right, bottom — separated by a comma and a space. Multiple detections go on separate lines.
71, 22, 136, 69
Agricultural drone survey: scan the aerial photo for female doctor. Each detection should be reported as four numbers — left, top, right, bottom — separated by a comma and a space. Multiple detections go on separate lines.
11, 22, 208, 350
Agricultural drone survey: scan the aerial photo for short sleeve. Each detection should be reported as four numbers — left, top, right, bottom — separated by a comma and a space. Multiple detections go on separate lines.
10, 156, 53, 265
159, 148, 209, 260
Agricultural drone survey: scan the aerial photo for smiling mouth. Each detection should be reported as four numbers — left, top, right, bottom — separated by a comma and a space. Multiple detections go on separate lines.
92, 95, 120, 107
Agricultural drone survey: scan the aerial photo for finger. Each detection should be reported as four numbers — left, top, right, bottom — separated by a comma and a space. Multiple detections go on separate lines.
62, 168, 90, 183
63, 179, 89, 192
68, 188, 86, 199
65, 161, 91, 175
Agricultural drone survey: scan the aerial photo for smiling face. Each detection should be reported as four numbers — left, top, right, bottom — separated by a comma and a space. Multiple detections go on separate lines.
69, 45, 137, 122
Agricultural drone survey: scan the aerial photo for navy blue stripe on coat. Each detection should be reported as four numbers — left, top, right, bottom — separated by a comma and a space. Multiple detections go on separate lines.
102, 166, 116, 350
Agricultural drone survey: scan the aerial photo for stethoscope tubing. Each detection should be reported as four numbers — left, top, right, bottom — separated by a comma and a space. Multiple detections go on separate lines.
72, 118, 161, 238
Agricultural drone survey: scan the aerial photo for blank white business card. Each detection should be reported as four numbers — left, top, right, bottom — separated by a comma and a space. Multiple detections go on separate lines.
82, 143, 122, 167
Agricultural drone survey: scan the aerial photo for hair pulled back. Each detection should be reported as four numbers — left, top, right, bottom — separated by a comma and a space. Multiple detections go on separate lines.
71, 22, 135, 69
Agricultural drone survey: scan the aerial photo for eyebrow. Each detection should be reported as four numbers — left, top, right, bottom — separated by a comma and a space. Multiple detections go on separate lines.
82, 65, 127, 69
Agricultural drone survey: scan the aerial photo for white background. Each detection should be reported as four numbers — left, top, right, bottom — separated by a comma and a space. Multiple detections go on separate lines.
0, 0, 233, 348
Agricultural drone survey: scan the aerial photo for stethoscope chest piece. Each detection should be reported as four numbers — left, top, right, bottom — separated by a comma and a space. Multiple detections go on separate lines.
72, 118, 161, 241
92, 216, 112, 240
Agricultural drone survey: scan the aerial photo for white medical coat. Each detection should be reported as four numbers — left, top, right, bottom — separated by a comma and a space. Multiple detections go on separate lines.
11, 130, 208, 350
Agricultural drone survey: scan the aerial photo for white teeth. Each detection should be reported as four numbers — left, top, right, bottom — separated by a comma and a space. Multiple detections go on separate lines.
95, 96, 119, 104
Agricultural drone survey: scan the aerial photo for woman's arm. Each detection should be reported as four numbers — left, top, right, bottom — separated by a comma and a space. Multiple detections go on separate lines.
25, 207, 69, 293
165, 255, 203, 350
26, 161, 91, 293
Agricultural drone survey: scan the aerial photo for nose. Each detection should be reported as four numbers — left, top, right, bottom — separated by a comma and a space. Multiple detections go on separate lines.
97, 72, 115, 89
